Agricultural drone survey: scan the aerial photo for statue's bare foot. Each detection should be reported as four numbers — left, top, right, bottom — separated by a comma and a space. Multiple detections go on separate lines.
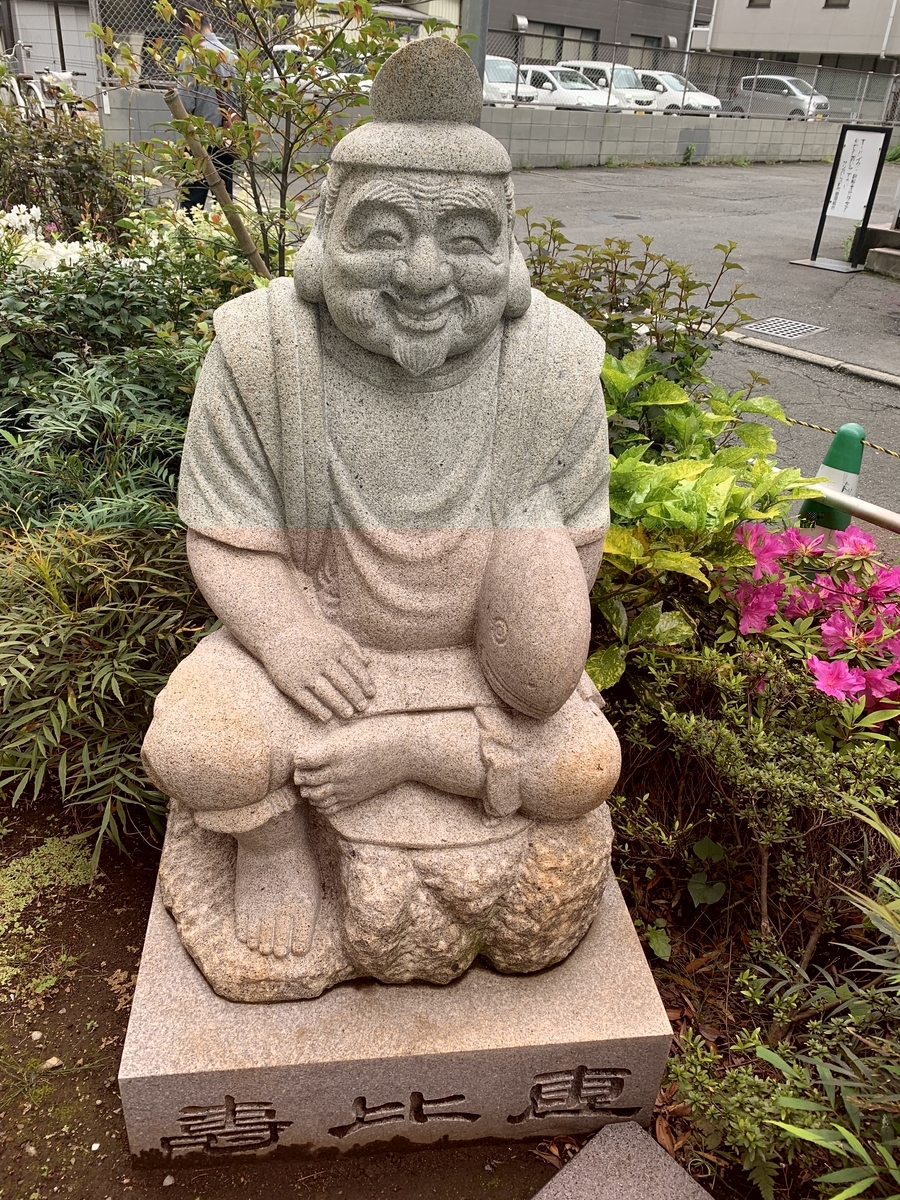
233, 802, 321, 957
293, 713, 418, 812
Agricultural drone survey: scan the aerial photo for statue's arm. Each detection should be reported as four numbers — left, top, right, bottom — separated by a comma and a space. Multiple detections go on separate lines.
577, 538, 604, 590
187, 530, 374, 721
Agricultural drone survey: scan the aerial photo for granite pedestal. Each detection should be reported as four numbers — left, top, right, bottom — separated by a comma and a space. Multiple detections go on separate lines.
119, 876, 670, 1163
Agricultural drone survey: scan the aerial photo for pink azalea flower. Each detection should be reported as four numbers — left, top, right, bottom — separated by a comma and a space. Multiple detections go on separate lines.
736, 522, 785, 580
806, 656, 866, 701
867, 566, 900, 604
861, 664, 900, 705
783, 589, 822, 620
834, 525, 877, 558
815, 573, 863, 612
735, 580, 784, 633
820, 611, 857, 654
779, 527, 824, 559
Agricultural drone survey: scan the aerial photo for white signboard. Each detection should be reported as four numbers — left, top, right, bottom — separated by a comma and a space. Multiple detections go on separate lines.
827, 129, 890, 222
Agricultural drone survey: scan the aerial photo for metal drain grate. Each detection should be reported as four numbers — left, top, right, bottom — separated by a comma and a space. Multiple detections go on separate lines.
742, 317, 827, 340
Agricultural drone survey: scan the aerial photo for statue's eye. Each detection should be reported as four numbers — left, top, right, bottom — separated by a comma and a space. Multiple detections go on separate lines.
448, 234, 485, 253
365, 229, 403, 249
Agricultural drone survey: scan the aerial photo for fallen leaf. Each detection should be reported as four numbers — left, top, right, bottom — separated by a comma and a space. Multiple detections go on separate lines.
696, 1150, 729, 1167
529, 1147, 562, 1169
682, 948, 722, 974
665, 1007, 683, 1021
699, 1024, 722, 1041
667, 1101, 692, 1120
655, 1114, 676, 1156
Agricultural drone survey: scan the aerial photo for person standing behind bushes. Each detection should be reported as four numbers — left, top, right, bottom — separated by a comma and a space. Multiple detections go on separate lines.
177, 7, 237, 212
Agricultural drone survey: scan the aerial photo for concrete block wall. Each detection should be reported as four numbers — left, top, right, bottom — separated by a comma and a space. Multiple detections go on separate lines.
100, 87, 173, 144
99, 87, 860, 170
481, 108, 844, 169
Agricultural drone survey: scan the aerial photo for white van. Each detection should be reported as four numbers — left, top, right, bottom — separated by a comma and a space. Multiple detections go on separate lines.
483, 55, 539, 106
519, 64, 621, 111
558, 60, 656, 112
638, 69, 721, 113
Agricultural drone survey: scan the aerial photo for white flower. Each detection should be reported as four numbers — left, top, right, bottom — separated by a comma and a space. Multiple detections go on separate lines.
0, 204, 43, 236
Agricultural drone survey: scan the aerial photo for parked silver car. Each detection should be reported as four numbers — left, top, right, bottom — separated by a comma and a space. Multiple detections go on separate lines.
729, 75, 830, 119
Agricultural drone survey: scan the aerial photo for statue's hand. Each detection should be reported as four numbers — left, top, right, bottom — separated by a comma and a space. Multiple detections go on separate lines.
262, 621, 375, 721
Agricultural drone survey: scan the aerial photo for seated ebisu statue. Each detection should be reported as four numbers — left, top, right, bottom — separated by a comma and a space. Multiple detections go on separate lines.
142, 36, 622, 1003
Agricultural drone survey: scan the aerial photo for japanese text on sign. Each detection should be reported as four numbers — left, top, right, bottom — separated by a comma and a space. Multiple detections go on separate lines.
827, 130, 889, 223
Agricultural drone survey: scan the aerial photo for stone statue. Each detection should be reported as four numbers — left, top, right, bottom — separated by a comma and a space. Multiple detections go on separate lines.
142, 36, 621, 1003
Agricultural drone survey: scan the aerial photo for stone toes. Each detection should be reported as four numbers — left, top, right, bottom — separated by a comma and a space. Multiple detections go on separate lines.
272, 914, 293, 958
291, 916, 315, 957
258, 918, 275, 955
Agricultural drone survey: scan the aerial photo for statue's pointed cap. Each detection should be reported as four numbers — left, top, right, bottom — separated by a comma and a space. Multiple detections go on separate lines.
331, 37, 511, 175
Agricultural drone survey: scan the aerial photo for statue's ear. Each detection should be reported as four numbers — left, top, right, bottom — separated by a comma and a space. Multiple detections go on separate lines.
294, 231, 325, 304
504, 242, 532, 320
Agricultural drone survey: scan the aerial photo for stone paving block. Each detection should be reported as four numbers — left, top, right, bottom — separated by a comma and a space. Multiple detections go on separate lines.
532, 1121, 711, 1199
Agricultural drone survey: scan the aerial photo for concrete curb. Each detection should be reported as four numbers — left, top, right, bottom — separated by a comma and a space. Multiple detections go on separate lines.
724, 331, 900, 389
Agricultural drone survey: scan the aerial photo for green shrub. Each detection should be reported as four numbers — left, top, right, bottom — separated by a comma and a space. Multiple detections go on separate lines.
0, 526, 211, 864
0, 206, 256, 853
0, 103, 137, 241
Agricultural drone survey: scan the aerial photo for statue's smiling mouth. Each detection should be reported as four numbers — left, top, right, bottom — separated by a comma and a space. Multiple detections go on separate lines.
388, 295, 456, 333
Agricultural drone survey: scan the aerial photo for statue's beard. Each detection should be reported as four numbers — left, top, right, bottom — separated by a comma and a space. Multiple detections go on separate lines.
334, 288, 502, 377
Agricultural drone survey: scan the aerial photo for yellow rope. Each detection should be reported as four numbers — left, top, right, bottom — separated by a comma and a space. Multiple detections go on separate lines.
785, 416, 900, 460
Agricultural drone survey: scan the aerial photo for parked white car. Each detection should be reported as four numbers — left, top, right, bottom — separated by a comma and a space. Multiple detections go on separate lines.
638, 69, 722, 113
483, 55, 539, 106
557, 61, 655, 112
519, 64, 621, 111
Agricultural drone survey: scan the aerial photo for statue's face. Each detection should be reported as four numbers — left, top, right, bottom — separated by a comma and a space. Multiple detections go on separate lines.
321, 169, 511, 377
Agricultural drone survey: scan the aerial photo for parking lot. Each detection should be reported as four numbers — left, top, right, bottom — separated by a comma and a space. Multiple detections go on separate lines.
514, 160, 900, 520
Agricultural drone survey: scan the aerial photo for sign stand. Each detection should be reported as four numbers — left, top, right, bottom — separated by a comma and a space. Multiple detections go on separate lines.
791, 123, 891, 273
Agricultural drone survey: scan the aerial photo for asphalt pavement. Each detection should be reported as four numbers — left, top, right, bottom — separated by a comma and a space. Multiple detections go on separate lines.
513, 161, 900, 532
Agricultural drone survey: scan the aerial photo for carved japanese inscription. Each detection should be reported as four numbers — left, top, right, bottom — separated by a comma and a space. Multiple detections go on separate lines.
161, 1095, 292, 1155
507, 1067, 640, 1123
329, 1092, 480, 1139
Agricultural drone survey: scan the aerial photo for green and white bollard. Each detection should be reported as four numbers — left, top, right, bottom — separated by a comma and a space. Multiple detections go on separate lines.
799, 422, 866, 533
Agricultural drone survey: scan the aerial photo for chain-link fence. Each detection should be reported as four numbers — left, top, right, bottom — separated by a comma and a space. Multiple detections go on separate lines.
89, 0, 198, 83
485, 30, 900, 125
87, 0, 423, 84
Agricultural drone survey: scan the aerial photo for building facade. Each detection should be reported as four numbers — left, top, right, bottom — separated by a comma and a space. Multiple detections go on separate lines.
486, 0, 713, 53
704, 0, 900, 65
2, 0, 98, 88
